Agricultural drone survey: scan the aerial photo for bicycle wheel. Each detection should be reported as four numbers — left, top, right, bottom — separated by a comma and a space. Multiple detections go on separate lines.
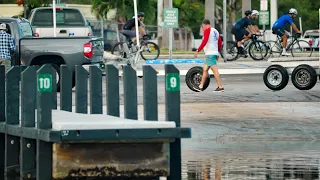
290, 40, 313, 57
224, 41, 240, 61
266, 40, 282, 58
111, 42, 128, 58
140, 42, 160, 60
248, 40, 268, 60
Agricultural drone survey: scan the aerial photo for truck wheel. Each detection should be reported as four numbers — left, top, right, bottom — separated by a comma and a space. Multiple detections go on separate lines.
291, 64, 317, 90
263, 65, 289, 91
50, 63, 62, 92
185, 66, 210, 92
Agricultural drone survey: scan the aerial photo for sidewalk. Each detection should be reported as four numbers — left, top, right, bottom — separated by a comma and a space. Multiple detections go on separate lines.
136, 61, 272, 76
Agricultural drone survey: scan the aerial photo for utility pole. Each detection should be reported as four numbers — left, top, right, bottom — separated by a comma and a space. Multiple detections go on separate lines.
270, 0, 278, 30
162, 0, 170, 49
205, 0, 215, 28
157, 0, 163, 41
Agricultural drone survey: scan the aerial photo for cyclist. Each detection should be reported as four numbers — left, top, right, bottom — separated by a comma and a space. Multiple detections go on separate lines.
249, 10, 261, 35
272, 8, 303, 56
231, 10, 258, 57
121, 12, 147, 45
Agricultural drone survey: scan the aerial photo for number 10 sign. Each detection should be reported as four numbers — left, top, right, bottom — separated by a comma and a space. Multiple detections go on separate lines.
37, 74, 53, 92
166, 73, 180, 92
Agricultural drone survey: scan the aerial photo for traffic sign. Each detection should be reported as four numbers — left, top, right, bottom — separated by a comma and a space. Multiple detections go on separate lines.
260, 0, 268, 11
166, 73, 180, 92
259, 10, 269, 25
164, 8, 179, 28
38, 74, 53, 92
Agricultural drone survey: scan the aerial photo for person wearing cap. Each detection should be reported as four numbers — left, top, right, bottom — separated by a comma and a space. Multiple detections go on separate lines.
272, 8, 302, 56
231, 10, 258, 57
194, 19, 224, 92
0, 23, 15, 73
121, 12, 147, 46
249, 10, 261, 36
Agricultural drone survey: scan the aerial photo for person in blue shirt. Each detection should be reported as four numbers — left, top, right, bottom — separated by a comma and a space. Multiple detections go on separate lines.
272, 8, 302, 56
231, 10, 259, 57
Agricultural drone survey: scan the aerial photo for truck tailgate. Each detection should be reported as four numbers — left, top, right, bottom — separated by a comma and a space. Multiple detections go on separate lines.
90, 37, 104, 63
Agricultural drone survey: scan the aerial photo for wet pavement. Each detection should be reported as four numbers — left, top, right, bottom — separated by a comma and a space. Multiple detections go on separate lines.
59, 72, 320, 180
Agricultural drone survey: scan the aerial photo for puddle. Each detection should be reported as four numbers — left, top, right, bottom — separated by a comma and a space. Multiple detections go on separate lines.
181, 120, 320, 180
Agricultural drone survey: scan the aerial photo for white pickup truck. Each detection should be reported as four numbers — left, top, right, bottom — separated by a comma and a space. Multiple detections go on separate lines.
300, 29, 319, 50
28, 7, 93, 37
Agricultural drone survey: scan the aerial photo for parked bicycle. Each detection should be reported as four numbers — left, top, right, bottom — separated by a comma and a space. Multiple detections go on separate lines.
266, 33, 313, 58
223, 32, 269, 61
111, 32, 160, 66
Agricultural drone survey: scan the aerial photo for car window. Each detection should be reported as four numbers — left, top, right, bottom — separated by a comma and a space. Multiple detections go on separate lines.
19, 22, 33, 37
31, 9, 85, 27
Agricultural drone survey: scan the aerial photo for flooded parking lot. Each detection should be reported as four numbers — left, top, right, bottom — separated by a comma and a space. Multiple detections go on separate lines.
182, 145, 320, 180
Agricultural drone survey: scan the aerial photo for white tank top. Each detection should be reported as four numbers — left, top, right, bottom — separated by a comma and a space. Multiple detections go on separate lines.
204, 28, 219, 55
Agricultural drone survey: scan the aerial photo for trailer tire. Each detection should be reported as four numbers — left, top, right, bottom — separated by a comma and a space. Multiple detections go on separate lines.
263, 65, 289, 91
291, 64, 317, 90
185, 66, 210, 92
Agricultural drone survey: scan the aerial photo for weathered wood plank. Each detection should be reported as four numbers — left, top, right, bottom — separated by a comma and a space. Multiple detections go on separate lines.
0, 65, 4, 122
5, 66, 21, 179
123, 65, 138, 120
20, 66, 37, 179
52, 143, 169, 179
75, 65, 88, 114
89, 65, 103, 114
60, 65, 72, 112
106, 64, 120, 117
0, 65, 4, 180
165, 64, 181, 180
143, 65, 158, 121
36, 64, 53, 180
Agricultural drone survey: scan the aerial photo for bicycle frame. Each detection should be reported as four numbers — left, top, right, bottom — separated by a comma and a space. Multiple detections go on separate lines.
269, 33, 301, 54
120, 40, 147, 67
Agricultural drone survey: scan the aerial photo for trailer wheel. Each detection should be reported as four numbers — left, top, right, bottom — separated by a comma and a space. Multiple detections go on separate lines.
185, 66, 210, 92
291, 64, 317, 90
263, 65, 289, 91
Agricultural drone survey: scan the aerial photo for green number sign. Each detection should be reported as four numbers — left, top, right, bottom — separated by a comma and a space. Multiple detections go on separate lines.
166, 73, 180, 92
38, 74, 52, 92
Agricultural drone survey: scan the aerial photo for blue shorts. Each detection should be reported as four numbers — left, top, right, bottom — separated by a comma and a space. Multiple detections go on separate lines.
205, 55, 218, 66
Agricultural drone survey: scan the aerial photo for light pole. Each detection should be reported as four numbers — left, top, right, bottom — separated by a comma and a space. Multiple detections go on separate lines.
133, 0, 140, 47
223, 0, 227, 62
53, 0, 56, 37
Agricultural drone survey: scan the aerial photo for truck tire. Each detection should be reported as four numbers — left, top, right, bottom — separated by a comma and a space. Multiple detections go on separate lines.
50, 63, 61, 92
291, 64, 317, 90
263, 65, 289, 91
185, 66, 210, 92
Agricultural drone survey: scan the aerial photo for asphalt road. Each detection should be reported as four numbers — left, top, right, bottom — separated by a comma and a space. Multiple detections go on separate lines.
58, 74, 320, 106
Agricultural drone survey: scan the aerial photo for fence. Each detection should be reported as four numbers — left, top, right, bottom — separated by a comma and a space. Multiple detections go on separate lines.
0, 64, 191, 179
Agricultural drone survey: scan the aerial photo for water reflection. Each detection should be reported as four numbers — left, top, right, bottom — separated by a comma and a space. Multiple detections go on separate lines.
181, 121, 320, 180
182, 151, 320, 180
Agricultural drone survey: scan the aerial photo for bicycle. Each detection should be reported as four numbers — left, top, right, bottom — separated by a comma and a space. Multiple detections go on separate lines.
111, 33, 160, 67
266, 33, 313, 58
223, 32, 269, 61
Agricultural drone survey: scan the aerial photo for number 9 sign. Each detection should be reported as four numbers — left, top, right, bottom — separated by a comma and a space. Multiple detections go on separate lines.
166, 73, 180, 92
